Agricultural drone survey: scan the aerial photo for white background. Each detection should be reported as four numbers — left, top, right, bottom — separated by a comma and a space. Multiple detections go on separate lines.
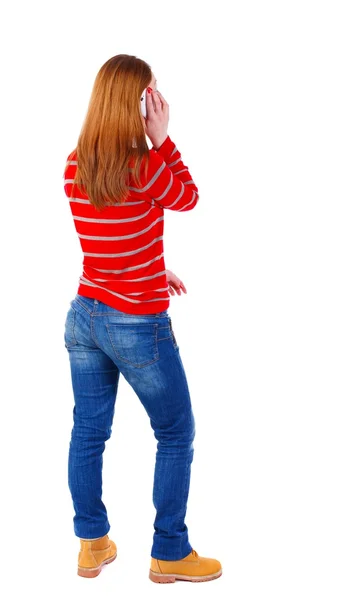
1, 1, 339, 598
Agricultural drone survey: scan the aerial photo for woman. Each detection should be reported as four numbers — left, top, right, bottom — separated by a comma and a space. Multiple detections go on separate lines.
63, 54, 222, 584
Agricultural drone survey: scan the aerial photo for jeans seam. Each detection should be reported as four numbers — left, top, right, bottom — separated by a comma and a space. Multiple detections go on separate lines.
90, 314, 101, 349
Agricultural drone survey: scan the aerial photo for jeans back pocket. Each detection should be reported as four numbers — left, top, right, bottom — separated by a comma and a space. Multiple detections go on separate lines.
105, 322, 159, 368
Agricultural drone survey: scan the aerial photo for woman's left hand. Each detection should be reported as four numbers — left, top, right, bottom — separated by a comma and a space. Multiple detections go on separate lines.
166, 269, 187, 296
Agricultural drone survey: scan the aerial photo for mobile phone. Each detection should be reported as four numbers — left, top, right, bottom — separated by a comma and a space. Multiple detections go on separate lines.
141, 88, 147, 118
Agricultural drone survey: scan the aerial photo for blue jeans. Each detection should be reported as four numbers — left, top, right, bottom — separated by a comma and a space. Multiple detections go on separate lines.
64, 293, 195, 560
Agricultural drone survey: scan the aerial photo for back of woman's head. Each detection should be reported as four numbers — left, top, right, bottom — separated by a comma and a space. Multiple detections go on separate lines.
65, 54, 153, 211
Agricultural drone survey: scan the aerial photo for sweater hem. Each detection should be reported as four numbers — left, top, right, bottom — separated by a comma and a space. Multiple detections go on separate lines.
77, 283, 170, 315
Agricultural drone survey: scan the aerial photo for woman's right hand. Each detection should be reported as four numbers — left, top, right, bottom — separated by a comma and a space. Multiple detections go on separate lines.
144, 88, 169, 149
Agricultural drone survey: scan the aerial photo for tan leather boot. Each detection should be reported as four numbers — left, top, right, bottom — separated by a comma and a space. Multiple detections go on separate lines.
149, 549, 222, 583
77, 533, 117, 578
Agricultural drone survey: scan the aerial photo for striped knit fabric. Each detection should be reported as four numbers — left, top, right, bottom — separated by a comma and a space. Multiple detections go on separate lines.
63, 135, 199, 314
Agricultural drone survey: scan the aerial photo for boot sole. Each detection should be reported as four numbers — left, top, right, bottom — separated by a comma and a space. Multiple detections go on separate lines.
78, 552, 117, 578
149, 567, 222, 584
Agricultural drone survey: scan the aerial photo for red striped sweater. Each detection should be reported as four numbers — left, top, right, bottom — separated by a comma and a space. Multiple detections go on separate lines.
63, 134, 199, 314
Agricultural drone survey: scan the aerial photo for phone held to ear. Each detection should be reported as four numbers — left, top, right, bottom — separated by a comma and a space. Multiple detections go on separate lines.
141, 88, 147, 118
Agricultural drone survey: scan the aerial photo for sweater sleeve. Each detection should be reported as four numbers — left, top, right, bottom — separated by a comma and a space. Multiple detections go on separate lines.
138, 135, 199, 211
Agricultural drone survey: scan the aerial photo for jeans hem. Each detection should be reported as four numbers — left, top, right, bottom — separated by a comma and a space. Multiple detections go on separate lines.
75, 523, 110, 540
151, 542, 193, 561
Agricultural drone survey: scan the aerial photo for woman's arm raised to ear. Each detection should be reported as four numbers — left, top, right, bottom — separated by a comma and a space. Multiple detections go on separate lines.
134, 134, 199, 212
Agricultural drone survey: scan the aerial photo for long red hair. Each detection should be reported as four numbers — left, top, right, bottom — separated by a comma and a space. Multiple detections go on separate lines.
64, 54, 152, 211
